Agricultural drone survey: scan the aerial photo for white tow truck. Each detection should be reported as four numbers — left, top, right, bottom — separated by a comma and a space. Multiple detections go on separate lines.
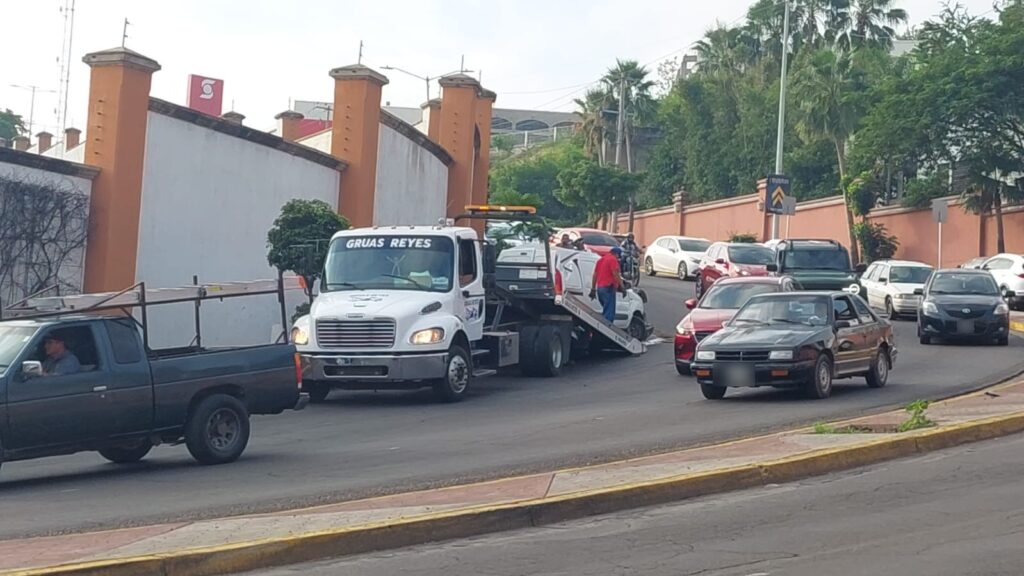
292, 206, 649, 402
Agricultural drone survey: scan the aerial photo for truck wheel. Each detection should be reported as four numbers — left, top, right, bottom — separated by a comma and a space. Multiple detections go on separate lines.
433, 344, 471, 402
99, 440, 153, 464
528, 325, 564, 377
303, 382, 330, 404
185, 394, 251, 465
519, 325, 541, 376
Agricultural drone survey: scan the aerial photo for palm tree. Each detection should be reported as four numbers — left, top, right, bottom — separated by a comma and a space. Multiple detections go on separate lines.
790, 48, 864, 262
844, 0, 908, 50
602, 60, 656, 231
574, 88, 614, 166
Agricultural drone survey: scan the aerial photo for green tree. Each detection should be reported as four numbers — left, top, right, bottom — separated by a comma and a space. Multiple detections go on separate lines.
488, 141, 586, 225
266, 199, 350, 304
845, 0, 908, 50
601, 60, 657, 231
556, 160, 639, 225
574, 88, 614, 166
0, 109, 26, 143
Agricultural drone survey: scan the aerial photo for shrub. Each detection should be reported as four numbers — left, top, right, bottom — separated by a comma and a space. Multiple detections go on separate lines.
728, 232, 758, 243
854, 221, 899, 263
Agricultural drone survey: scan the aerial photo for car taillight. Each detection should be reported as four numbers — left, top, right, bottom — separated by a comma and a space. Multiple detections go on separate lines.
294, 353, 303, 389
1017, 273, 1024, 279
554, 267, 564, 296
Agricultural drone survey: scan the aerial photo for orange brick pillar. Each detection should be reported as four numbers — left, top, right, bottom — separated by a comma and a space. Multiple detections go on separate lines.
438, 74, 480, 219
422, 98, 442, 142
329, 65, 388, 227
470, 89, 496, 236
275, 110, 304, 142
82, 47, 161, 293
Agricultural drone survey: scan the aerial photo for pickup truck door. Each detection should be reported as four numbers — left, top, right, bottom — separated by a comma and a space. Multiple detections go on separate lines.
6, 324, 112, 452
100, 319, 154, 438
458, 237, 486, 342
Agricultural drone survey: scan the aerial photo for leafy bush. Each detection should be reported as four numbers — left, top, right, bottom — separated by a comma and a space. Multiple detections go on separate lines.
854, 221, 899, 262
843, 172, 883, 217
728, 232, 758, 243
901, 170, 950, 208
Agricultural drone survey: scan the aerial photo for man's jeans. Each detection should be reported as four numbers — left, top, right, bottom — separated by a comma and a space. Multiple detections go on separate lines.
597, 286, 616, 323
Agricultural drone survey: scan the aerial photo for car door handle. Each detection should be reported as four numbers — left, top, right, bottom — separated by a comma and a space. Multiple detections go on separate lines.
93, 386, 107, 392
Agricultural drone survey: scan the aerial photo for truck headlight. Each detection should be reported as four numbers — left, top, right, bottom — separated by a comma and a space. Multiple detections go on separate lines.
410, 328, 445, 345
769, 350, 794, 360
696, 350, 716, 361
290, 326, 309, 346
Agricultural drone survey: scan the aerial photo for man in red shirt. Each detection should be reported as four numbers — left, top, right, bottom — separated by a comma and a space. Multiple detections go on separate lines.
590, 246, 625, 323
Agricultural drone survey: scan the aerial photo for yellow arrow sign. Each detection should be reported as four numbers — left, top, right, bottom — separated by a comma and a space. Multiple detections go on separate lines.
771, 186, 785, 206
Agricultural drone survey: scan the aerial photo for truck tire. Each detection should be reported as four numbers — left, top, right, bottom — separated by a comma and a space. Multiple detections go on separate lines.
433, 344, 471, 402
185, 394, 251, 465
99, 440, 153, 464
518, 325, 541, 376
529, 325, 565, 377
303, 382, 330, 404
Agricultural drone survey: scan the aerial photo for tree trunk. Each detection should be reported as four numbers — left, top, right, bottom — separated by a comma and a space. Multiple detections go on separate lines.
835, 138, 861, 264
626, 130, 636, 233
995, 184, 1005, 254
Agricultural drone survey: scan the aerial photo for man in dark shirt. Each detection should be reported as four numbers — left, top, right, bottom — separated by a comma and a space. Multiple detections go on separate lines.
43, 334, 81, 376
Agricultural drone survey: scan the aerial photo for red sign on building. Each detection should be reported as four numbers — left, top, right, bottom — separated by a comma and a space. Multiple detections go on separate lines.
186, 74, 224, 116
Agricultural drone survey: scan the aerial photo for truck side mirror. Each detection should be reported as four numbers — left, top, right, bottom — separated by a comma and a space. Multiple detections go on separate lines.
22, 360, 43, 379
766, 263, 778, 272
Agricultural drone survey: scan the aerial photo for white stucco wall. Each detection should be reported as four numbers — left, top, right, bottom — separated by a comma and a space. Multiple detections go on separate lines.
373, 123, 448, 226
136, 112, 341, 348
41, 143, 85, 163
0, 161, 92, 303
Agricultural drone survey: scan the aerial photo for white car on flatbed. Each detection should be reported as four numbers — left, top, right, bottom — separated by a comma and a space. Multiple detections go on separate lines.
292, 207, 648, 403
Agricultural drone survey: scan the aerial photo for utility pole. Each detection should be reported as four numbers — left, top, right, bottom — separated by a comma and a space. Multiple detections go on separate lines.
9, 84, 55, 136
121, 18, 130, 47
614, 77, 626, 168
772, 0, 792, 241
358, 41, 364, 64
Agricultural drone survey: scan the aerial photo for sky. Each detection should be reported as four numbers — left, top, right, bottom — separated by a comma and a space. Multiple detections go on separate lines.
1, 0, 998, 137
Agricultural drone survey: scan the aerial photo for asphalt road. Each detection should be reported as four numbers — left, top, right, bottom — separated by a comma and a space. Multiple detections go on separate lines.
250, 434, 1024, 576
1, 276, 1022, 539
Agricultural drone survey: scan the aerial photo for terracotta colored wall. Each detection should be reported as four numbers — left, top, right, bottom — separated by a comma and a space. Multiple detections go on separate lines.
983, 207, 1024, 255
785, 199, 848, 240
681, 195, 765, 242
622, 209, 680, 247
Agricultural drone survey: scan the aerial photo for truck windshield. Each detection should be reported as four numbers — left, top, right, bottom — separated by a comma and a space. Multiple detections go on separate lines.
784, 249, 851, 271
0, 326, 37, 374
323, 236, 455, 293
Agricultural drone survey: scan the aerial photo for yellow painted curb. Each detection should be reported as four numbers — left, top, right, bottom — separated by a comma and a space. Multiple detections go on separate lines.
1010, 320, 1024, 334
6, 411, 1024, 576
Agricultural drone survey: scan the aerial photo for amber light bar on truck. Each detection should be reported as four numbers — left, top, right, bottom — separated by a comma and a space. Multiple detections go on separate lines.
464, 204, 537, 215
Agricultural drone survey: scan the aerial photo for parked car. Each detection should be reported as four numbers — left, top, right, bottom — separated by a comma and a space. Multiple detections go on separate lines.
916, 269, 1013, 346
552, 228, 620, 255
675, 276, 801, 375
0, 279, 307, 472
696, 242, 776, 298
691, 292, 896, 400
981, 253, 1024, 310
644, 236, 711, 280
860, 260, 934, 319
960, 257, 988, 270
771, 239, 866, 298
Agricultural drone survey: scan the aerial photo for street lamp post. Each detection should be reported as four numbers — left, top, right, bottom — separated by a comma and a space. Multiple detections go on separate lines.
381, 65, 474, 103
772, 0, 792, 241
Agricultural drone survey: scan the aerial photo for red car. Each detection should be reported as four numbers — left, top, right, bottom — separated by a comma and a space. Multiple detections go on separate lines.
695, 242, 777, 298
553, 228, 620, 255
675, 276, 800, 375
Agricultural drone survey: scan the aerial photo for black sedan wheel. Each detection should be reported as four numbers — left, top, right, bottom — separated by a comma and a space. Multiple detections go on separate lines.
805, 354, 833, 399
700, 383, 727, 400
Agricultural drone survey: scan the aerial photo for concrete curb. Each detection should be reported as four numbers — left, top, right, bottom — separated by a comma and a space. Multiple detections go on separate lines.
7, 411, 1024, 576
1010, 319, 1024, 335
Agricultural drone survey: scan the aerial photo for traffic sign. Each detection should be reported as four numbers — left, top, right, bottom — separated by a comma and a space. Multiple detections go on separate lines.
765, 174, 789, 215
931, 199, 948, 223
782, 196, 797, 216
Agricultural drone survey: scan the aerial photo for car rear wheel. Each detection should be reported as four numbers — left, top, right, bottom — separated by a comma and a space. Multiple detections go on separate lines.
677, 262, 688, 280
645, 258, 655, 276
695, 275, 704, 298
185, 394, 251, 465
866, 348, 890, 388
99, 440, 153, 464
805, 354, 833, 399
700, 383, 726, 400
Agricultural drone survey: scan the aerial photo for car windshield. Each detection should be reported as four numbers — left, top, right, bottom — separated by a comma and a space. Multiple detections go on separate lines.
580, 232, 619, 247
700, 283, 780, 310
732, 295, 830, 327
323, 236, 454, 293
728, 245, 774, 265
0, 326, 37, 374
678, 239, 710, 252
783, 248, 851, 271
929, 273, 999, 296
888, 266, 933, 284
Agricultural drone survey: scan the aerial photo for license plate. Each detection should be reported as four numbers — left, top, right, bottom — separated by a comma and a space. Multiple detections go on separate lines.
956, 320, 974, 334
724, 364, 754, 387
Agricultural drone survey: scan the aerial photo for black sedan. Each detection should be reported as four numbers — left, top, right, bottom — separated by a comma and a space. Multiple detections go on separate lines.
916, 269, 1013, 346
691, 292, 896, 400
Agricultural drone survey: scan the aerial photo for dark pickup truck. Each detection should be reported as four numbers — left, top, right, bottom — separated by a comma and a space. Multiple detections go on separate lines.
0, 278, 307, 472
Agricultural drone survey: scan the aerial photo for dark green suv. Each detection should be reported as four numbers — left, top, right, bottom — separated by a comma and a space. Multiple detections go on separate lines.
773, 239, 867, 297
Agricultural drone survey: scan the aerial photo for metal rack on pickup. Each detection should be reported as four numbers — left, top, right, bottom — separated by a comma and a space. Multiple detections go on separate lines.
1, 274, 304, 352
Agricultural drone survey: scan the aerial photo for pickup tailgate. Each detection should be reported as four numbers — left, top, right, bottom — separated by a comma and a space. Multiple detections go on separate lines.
150, 344, 299, 430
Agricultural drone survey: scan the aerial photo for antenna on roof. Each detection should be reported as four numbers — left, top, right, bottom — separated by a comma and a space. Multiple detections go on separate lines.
358, 40, 364, 65
121, 17, 130, 48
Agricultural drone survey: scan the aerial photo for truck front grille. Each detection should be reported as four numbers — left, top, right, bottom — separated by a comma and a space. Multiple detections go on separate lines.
316, 319, 396, 349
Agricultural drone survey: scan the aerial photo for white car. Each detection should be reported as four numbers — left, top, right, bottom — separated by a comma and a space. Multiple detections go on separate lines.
643, 236, 711, 280
860, 259, 934, 318
982, 253, 1024, 310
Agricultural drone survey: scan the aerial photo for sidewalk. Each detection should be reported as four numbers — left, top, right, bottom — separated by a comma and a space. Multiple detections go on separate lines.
3, 379, 1024, 576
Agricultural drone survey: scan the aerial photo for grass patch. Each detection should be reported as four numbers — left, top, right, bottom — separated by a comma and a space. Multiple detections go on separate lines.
897, 399, 936, 432
813, 421, 873, 434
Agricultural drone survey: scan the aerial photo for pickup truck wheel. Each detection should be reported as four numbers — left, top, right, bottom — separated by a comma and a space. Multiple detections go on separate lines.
185, 394, 250, 465
530, 325, 564, 378
866, 348, 890, 388
805, 354, 834, 399
433, 345, 471, 402
99, 440, 153, 464
304, 383, 330, 404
